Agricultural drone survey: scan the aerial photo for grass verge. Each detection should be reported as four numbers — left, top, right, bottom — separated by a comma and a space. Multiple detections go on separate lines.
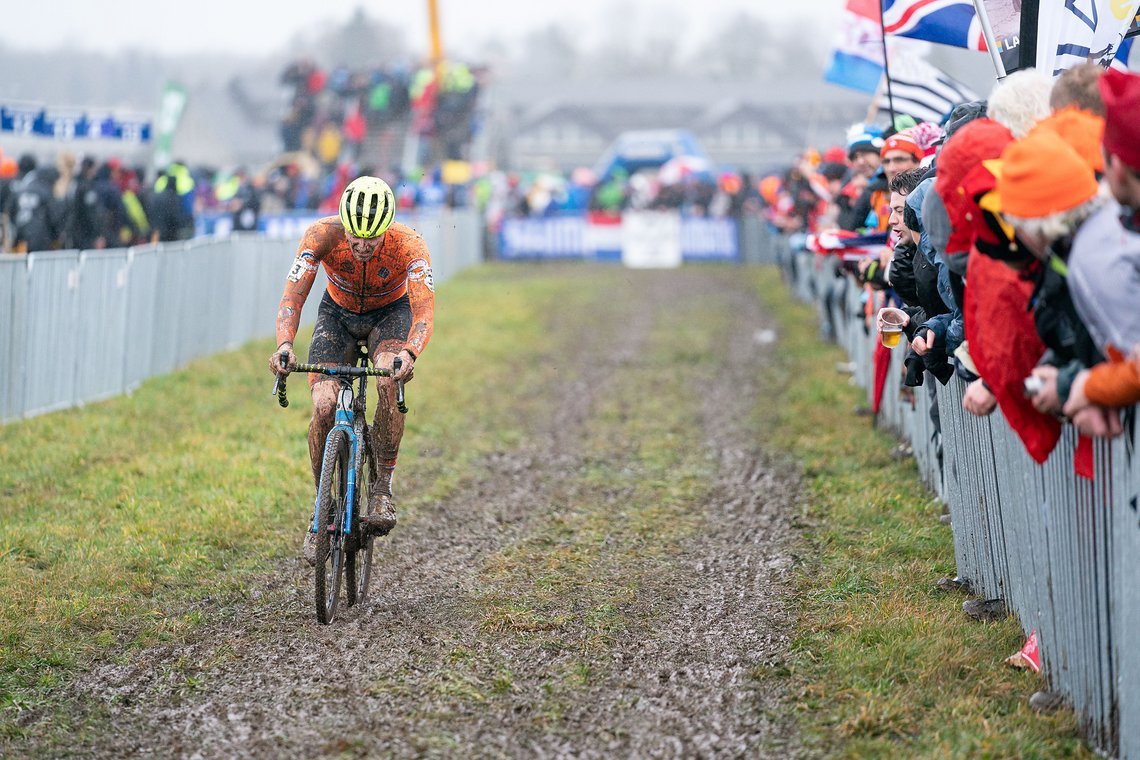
0, 264, 561, 740
754, 267, 1092, 758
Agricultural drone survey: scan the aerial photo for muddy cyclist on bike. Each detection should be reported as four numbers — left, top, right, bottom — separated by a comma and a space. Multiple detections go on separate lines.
269, 176, 435, 564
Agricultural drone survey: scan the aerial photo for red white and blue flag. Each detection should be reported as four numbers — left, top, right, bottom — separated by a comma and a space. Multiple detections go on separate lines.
825, 0, 887, 94
807, 230, 890, 259
826, 0, 988, 95
882, 0, 990, 51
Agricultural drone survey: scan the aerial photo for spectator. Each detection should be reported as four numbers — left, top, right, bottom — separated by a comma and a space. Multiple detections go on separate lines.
148, 168, 193, 242
0, 153, 19, 249
837, 125, 883, 229
986, 68, 1053, 138
991, 131, 1109, 420
1062, 69, 1140, 435
1049, 62, 1106, 116
845, 132, 921, 233
6, 162, 64, 253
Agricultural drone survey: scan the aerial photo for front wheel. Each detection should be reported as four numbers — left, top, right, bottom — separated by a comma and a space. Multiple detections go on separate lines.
314, 428, 350, 624
346, 425, 377, 606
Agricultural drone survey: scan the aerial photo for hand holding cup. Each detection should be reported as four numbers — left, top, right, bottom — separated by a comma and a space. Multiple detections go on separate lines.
876, 307, 909, 348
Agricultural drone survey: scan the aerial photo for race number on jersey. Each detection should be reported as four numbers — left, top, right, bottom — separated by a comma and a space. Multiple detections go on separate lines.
287, 251, 318, 282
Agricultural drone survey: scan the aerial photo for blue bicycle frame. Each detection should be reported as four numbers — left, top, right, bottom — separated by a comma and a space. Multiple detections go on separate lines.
310, 380, 364, 539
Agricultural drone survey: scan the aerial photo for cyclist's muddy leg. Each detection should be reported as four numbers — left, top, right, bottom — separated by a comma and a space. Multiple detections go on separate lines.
371, 350, 405, 498
308, 380, 339, 489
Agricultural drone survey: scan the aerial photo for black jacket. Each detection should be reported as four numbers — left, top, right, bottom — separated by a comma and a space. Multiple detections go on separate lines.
841, 171, 888, 231
7, 170, 64, 252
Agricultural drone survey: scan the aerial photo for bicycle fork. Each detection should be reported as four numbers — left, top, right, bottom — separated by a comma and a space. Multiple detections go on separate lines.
311, 393, 359, 538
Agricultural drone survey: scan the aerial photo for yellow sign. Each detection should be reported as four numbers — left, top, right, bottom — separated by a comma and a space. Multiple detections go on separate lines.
441, 160, 472, 185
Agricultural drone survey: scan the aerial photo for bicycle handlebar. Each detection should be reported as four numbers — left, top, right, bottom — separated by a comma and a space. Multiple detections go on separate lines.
271, 351, 407, 413
290, 362, 392, 378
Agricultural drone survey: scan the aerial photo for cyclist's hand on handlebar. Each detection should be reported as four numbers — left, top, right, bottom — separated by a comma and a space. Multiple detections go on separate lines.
269, 343, 293, 375
392, 349, 415, 383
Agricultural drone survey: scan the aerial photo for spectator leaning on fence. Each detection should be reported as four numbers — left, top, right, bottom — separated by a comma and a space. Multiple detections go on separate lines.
1062, 68, 1140, 436
846, 132, 922, 233
991, 129, 1111, 430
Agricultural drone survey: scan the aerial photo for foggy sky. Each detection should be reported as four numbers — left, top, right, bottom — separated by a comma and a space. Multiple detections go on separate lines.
1, 0, 846, 58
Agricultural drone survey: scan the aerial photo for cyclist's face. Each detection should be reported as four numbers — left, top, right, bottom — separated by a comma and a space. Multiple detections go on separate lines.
345, 231, 383, 261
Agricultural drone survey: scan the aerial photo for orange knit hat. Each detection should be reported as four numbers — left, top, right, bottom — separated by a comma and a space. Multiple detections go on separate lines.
1030, 106, 1105, 173
996, 130, 1098, 219
880, 133, 922, 162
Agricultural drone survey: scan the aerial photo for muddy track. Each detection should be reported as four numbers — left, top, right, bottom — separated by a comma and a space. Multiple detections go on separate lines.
41, 266, 803, 758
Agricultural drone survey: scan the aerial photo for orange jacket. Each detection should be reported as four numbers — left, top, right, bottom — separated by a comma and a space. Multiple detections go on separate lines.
275, 217, 435, 358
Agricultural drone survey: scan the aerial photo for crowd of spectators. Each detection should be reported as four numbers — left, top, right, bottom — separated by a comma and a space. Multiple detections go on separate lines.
474, 162, 764, 236
0, 152, 196, 252
0, 56, 488, 252
765, 61, 1140, 477
278, 57, 482, 169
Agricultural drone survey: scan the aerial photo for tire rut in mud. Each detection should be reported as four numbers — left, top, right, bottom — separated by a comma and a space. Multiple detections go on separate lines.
48, 266, 803, 758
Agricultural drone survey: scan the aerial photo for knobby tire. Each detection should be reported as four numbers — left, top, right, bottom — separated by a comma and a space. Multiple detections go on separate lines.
346, 424, 377, 606
314, 428, 350, 624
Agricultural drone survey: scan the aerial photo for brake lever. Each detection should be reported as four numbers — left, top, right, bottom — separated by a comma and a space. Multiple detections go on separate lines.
272, 350, 292, 408
392, 356, 407, 414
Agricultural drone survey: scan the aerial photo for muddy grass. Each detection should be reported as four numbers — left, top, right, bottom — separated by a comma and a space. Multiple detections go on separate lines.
12, 265, 803, 758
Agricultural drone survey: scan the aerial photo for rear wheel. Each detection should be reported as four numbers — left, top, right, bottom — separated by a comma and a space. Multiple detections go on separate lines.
346, 426, 377, 605
314, 428, 350, 624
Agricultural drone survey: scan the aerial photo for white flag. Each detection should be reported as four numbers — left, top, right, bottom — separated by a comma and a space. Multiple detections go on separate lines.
877, 51, 979, 124
1036, 0, 1140, 76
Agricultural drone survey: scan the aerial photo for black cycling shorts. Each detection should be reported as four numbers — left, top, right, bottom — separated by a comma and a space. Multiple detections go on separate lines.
307, 291, 411, 379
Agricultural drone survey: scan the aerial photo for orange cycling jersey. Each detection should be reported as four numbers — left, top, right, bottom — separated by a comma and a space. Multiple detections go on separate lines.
275, 217, 435, 357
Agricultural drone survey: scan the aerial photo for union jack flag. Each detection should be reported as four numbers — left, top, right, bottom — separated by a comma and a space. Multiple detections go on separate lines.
882, 0, 990, 51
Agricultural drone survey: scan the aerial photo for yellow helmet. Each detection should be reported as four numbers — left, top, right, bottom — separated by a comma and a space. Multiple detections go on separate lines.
339, 176, 395, 238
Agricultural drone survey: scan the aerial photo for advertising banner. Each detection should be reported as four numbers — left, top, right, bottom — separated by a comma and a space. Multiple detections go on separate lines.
498, 214, 738, 264
0, 103, 152, 142
622, 212, 682, 269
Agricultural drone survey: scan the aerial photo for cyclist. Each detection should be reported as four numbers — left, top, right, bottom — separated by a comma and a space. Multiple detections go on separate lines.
269, 176, 435, 564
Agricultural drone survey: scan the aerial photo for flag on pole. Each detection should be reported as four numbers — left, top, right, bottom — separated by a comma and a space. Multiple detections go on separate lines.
1034, 0, 1140, 75
881, 0, 990, 51
824, 0, 886, 94
875, 51, 979, 124
152, 82, 187, 171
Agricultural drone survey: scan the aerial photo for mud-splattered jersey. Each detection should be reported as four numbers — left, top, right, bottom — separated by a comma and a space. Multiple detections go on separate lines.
275, 217, 435, 357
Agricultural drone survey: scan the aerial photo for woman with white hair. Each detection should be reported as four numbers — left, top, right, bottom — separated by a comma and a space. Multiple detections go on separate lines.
986, 68, 1054, 139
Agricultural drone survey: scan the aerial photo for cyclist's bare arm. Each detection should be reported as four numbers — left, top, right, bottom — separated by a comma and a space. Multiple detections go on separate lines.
400, 243, 436, 382
270, 239, 324, 375
276, 249, 320, 346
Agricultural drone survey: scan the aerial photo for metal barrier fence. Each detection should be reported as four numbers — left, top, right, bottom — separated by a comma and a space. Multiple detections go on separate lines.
786, 246, 1140, 758
0, 209, 482, 424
